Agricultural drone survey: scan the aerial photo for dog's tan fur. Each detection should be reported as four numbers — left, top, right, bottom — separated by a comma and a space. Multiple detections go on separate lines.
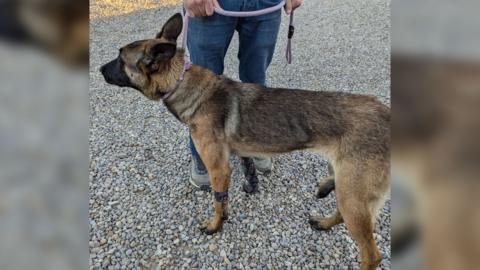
101, 14, 390, 270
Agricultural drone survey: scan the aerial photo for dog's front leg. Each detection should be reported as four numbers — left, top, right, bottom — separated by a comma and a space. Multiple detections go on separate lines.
191, 135, 231, 234
200, 163, 230, 234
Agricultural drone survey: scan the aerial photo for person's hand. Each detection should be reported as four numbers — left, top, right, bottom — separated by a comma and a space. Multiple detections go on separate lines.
284, 0, 302, 14
184, 0, 217, 17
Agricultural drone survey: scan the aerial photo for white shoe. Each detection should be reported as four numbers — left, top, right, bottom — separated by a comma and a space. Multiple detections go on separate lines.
253, 157, 273, 175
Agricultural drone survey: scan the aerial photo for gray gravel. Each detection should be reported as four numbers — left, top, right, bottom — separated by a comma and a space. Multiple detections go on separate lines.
90, 0, 390, 269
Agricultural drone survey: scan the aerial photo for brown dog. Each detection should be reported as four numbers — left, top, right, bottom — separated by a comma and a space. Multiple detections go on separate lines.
101, 13, 390, 270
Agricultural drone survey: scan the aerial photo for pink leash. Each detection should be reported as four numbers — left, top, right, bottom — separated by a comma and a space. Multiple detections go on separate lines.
165, 1, 294, 99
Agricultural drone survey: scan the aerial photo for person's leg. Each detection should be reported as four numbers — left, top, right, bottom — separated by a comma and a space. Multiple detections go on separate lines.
237, 10, 281, 174
237, 12, 281, 85
187, 8, 238, 189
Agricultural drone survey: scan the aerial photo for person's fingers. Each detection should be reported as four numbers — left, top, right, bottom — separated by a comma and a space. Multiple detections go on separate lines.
293, 0, 302, 10
193, 4, 206, 17
284, 0, 292, 14
186, 7, 195, 17
185, 0, 205, 17
205, 0, 214, 16
199, 0, 209, 16
184, 0, 194, 17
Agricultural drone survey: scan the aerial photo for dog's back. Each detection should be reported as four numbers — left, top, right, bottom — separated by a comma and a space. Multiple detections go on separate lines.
215, 79, 390, 163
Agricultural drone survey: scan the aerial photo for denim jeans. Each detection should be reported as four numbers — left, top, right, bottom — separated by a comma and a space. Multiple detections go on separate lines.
188, 0, 282, 172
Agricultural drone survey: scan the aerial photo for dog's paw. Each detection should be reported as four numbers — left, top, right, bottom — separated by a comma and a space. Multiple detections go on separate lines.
199, 218, 222, 235
316, 188, 332, 199
243, 183, 259, 194
308, 216, 329, 231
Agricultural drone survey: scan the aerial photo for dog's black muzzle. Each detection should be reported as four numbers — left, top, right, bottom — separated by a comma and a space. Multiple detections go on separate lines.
100, 58, 132, 88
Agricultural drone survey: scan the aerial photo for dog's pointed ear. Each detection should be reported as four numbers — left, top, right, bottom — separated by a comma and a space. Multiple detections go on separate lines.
142, 42, 176, 68
156, 13, 183, 41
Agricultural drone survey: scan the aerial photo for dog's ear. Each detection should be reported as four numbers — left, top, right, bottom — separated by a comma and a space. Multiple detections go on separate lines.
150, 42, 176, 60
141, 42, 176, 69
156, 13, 183, 41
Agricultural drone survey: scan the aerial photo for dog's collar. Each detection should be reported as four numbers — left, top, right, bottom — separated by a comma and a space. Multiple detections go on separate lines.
162, 59, 190, 100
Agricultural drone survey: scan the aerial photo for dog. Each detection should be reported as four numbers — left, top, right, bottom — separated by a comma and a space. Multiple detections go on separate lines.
101, 13, 390, 270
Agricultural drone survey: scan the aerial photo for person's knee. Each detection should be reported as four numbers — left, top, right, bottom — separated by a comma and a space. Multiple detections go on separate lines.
239, 62, 267, 84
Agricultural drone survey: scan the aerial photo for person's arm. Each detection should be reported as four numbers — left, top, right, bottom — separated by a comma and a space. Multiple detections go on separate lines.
184, 0, 217, 17
284, 0, 302, 14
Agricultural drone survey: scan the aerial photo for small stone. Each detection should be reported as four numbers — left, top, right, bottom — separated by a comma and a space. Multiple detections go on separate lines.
100, 239, 107, 245
166, 229, 173, 235
102, 258, 110, 268
220, 250, 226, 257
209, 244, 218, 252
108, 201, 119, 206
140, 259, 150, 268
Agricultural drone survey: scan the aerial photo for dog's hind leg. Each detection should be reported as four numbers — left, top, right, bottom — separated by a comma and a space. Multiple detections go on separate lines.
316, 163, 335, 198
316, 176, 335, 198
334, 161, 388, 270
241, 157, 259, 194
191, 135, 231, 234
340, 201, 382, 270
309, 209, 343, 231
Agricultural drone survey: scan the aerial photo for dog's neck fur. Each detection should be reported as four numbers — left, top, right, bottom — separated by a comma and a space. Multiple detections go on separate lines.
148, 49, 185, 98
161, 50, 223, 123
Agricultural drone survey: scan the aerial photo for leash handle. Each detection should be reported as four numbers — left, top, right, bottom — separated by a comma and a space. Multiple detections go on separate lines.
182, 0, 294, 64
286, 11, 294, 64
180, 15, 191, 81
214, 0, 285, 17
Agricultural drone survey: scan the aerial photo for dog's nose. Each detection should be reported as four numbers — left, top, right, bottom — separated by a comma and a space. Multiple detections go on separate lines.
100, 65, 106, 74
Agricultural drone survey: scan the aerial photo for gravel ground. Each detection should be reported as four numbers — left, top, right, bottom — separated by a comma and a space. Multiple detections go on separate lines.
89, 0, 390, 269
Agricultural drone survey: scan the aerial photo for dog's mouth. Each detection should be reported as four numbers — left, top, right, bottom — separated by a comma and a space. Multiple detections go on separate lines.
100, 58, 133, 88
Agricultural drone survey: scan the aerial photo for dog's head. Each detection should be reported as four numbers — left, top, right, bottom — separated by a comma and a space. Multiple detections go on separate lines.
100, 13, 183, 100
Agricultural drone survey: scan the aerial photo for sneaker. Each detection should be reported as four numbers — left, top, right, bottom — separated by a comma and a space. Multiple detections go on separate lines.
189, 158, 210, 190
253, 157, 273, 175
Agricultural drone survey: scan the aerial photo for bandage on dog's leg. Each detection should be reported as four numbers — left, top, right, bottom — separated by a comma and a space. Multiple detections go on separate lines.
213, 191, 228, 202
213, 191, 229, 220
241, 157, 259, 193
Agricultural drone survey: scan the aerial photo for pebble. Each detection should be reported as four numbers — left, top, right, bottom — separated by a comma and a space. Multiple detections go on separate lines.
209, 244, 218, 252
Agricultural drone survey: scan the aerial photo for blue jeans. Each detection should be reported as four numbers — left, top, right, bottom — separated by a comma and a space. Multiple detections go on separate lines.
188, 0, 282, 172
